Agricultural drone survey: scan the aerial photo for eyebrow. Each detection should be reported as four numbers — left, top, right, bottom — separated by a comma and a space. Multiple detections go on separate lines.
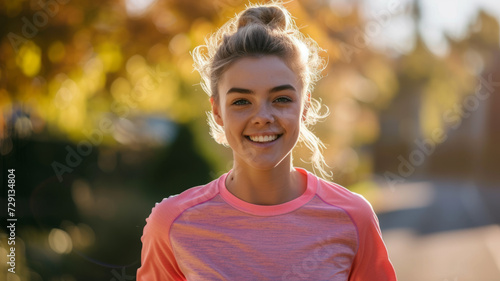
226, 84, 296, 95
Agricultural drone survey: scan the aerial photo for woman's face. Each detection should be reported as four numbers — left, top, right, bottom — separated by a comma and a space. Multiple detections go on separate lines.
212, 55, 305, 171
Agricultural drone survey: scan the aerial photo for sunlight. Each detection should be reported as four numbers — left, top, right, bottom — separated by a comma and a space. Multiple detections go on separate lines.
48, 229, 73, 254
125, 0, 157, 17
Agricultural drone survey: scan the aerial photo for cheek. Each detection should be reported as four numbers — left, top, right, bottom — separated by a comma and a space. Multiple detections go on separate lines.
286, 109, 303, 138
222, 116, 242, 138
283, 105, 303, 124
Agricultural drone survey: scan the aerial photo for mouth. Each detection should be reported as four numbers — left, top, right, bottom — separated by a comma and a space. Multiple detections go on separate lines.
245, 134, 282, 143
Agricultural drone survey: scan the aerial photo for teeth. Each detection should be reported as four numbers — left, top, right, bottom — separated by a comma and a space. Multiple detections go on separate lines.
249, 135, 279, 143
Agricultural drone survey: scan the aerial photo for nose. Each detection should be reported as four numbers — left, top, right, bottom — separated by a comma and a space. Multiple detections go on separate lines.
251, 102, 275, 125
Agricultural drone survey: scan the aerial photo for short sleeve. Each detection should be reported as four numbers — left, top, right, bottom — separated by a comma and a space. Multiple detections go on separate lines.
136, 201, 186, 281
348, 198, 397, 281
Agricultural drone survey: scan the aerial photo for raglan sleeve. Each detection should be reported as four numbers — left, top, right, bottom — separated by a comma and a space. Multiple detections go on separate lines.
136, 200, 186, 281
348, 196, 397, 281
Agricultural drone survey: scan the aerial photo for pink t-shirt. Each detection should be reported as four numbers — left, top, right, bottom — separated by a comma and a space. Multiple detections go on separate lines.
137, 168, 396, 280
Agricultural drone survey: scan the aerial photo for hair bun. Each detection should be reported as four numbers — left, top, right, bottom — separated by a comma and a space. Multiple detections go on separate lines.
237, 6, 289, 30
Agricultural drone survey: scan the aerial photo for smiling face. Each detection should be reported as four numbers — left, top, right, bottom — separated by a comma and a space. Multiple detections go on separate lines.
212, 55, 306, 171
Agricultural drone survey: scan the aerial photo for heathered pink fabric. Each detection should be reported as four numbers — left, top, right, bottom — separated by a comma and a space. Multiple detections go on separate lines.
137, 168, 396, 280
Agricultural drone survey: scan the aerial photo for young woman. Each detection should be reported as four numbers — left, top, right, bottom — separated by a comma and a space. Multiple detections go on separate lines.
137, 2, 396, 280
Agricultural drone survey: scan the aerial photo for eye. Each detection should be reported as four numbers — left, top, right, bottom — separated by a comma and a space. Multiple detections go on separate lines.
232, 99, 250, 106
274, 96, 292, 103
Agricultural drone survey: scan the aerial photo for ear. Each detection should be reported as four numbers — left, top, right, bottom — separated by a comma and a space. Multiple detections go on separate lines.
210, 96, 224, 127
302, 93, 311, 121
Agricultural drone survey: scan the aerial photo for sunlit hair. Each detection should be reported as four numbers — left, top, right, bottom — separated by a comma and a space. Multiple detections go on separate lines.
191, 1, 331, 179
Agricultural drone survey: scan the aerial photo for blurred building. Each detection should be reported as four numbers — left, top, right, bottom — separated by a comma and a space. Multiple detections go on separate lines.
374, 11, 500, 187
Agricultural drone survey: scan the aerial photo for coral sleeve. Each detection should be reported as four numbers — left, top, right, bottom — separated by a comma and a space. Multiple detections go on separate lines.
136, 199, 186, 281
348, 196, 397, 281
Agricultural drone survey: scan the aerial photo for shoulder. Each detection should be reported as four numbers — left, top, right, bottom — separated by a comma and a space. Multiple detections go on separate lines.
314, 175, 376, 223
145, 176, 222, 232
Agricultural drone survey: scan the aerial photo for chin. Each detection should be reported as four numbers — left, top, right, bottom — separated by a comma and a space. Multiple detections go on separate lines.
246, 157, 289, 171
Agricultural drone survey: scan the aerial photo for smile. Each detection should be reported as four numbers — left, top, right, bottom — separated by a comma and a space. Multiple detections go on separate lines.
246, 134, 282, 143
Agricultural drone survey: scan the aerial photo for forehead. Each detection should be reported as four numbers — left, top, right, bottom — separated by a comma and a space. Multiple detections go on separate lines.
218, 56, 301, 94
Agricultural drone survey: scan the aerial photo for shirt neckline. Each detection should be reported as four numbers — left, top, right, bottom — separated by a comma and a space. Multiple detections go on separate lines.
218, 167, 317, 216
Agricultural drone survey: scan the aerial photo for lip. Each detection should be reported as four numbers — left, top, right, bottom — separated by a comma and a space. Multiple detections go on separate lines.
245, 132, 282, 137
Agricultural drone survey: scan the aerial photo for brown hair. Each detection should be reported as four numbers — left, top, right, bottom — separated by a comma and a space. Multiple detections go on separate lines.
192, 2, 331, 178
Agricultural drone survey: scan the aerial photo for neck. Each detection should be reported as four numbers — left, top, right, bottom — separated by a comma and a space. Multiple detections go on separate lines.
225, 157, 306, 205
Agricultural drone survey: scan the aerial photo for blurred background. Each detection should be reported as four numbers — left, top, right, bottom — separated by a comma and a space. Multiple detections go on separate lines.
1, 0, 499, 280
